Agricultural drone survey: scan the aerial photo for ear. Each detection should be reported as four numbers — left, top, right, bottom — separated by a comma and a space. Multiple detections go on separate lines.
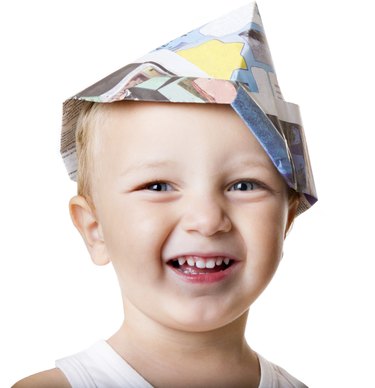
69, 195, 110, 266
284, 194, 299, 238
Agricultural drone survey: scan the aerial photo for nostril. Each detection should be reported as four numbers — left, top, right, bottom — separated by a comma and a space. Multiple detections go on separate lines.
182, 213, 232, 236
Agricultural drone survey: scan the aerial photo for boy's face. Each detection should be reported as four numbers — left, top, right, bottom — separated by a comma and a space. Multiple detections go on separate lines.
73, 101, 295, 332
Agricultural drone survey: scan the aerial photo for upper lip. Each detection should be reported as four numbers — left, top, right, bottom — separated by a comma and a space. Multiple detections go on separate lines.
165, 252, 240, 263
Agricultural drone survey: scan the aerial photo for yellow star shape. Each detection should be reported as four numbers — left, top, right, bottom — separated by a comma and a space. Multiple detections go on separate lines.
177, 40, 247, 80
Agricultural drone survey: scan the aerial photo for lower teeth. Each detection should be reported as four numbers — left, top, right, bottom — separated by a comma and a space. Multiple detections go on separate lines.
180, 267, 224, 275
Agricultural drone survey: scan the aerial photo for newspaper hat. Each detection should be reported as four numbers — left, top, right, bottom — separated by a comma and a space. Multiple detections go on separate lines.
61, 2, 317, 214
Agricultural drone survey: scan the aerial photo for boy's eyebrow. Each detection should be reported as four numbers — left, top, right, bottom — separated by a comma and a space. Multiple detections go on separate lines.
229, 157, 272, 171
120, 160, 176, 176
121, 157, 271, 177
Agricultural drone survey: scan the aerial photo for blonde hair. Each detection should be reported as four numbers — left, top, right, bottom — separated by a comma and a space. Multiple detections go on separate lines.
75, 101, 108, 201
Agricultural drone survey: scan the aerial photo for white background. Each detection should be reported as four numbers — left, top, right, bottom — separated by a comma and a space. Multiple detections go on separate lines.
1, 0, 374, 387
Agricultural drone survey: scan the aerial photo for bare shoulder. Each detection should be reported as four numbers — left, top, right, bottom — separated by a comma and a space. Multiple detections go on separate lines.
12, 368, 70, 388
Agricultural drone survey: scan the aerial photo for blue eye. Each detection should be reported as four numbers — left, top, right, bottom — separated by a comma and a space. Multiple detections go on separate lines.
145, 182, 172, 191
229, 181, 258, 191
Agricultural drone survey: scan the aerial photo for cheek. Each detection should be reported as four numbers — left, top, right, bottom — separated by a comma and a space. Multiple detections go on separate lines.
99, 198, 176, 268
240, 199, 288, 276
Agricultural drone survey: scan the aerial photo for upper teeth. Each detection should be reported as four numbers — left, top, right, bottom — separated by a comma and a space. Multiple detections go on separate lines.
174, 256, 231, 268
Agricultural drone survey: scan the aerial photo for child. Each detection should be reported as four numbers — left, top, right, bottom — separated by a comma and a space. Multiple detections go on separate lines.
14, 2, 317, 387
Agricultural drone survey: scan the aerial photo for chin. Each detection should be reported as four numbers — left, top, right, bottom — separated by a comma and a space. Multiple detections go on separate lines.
160, 300, 248, 333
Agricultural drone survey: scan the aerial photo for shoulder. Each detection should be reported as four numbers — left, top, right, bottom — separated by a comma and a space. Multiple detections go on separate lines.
257, 354, 307, 388
12, 368, 70, 388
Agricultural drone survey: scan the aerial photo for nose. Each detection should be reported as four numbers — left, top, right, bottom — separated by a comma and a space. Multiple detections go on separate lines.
180, 193, 232, 237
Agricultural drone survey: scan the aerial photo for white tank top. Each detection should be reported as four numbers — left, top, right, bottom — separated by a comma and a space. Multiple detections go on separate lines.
56, 340, 307, 387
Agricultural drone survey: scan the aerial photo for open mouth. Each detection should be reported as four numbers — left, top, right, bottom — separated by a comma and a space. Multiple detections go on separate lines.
167, 256, 235, 275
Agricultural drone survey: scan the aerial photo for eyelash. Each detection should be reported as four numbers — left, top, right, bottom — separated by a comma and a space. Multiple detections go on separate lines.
143, 181, 173, 192
140, 179, 266, 192
228, 180, 261, 191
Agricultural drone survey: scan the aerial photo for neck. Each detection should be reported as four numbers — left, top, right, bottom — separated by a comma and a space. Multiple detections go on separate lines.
108, 300, 259, 387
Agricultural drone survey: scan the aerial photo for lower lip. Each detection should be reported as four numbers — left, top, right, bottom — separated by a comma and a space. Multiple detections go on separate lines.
168, 262, 239, 284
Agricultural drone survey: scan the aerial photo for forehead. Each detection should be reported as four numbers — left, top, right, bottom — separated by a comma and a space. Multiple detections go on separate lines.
94, 101, 279, 174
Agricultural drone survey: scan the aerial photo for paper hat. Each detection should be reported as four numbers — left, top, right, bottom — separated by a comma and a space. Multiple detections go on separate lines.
61, 2, 317, 214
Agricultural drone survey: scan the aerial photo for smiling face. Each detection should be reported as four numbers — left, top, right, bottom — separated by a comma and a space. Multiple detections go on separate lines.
70, 101, 297, 332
